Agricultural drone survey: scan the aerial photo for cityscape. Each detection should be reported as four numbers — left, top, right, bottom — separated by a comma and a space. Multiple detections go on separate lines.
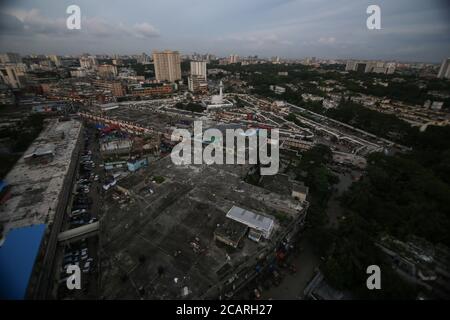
0, 0, 450, 305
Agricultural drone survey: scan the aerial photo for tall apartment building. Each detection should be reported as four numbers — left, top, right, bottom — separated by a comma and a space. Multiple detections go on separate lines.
48, 55, 62, 67
345, 60, 396, 75
0, 64, 26, 88
229, 54, 239, 64
386, 62, 396, 75
437, 58, 450, 79
188, 60, 208, 93
190, 60, 207, 79
345, 60, 358, 71
152, 50, 181, 82
97, 64, 118, 79
79, 56, 98, 69
0, 52, 22, 64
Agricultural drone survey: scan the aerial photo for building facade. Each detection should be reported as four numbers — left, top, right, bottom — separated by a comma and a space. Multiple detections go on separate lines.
437, 58, 450, 79
0, 64, 26, 88
188, 61, 208, 93
152, 50, 181, 82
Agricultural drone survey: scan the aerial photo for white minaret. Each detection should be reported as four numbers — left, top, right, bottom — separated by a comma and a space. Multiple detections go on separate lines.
219, 80, 223, 98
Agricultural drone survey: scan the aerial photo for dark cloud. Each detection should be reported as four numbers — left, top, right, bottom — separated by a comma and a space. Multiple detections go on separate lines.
0, 12, 25, 34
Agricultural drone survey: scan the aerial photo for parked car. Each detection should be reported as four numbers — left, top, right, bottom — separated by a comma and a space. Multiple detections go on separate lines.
71, 209, 87, 215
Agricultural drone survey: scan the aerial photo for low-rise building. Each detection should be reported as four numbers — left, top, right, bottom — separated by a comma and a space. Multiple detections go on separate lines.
129, 83, 173, 97
269, 85, 286, 94
225, 205, 275, 241
291, 182, 309, 203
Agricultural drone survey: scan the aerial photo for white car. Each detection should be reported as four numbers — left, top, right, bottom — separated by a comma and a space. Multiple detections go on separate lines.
71, 209, 87, 215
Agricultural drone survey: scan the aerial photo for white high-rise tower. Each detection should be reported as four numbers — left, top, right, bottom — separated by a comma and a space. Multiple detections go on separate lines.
437, 58, 450, 79
188, 60, 208, 93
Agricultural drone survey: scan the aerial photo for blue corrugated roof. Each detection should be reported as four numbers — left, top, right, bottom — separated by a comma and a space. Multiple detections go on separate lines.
0, 224, 47, 300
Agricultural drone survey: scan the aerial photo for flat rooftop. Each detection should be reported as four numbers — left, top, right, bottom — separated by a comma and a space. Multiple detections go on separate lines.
0, 119, 82, 237
99, 157, 305, 299
88, 102, 195, 134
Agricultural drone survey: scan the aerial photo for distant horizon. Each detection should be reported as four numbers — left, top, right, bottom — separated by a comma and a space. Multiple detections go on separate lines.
2, 51, 447, 65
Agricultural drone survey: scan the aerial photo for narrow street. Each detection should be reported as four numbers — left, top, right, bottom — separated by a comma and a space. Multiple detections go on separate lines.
260, 236, 321, 299
260, 167, 357, 299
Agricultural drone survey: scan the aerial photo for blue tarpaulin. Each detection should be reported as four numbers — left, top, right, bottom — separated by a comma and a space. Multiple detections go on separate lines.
95, 123, 106, 130
0, 224, 47, 299
0, 180, 7, 193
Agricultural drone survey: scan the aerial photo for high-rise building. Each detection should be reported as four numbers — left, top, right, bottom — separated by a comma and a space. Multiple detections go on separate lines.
190, 60, 207, 79
0, 64, 26, 88
79, 57, 90, 69
386, 62, 396, 74
437, 58, 450, 79
356, 63, 367, 73
188, 61, 208, 93
188, 75, 208, 93
345, 60, 357, 71
97, 64, 118, 79
48, 55, 62, 67
346, 60, 396, 75
80, 56, 98, 69
229, 54, 239, 64
152, 50, 181, 82
112, 59, 123, 66
0, 52, 22, 64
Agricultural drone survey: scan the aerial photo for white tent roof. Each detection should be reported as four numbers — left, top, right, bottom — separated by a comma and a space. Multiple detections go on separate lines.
226, 206, 274, 235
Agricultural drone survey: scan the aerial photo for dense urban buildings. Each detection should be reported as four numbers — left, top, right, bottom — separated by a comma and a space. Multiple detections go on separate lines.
345, 60, 396, 74
0, 49, 449, 301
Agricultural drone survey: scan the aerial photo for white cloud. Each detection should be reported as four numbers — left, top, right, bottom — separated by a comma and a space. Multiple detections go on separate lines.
218, 31, 294, 49
318, 37, 336, 44
1, 9, 160, 39
132, 22, 160, 38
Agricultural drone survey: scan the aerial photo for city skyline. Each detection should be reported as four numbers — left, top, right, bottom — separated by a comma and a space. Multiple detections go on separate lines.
0, 0, 449, 63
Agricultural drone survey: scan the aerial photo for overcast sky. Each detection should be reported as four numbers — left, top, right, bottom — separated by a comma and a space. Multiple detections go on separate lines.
0, 0, 449, 62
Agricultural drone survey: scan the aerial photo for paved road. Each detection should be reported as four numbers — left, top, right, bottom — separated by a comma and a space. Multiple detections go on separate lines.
260, 236, 321, 299
54, 124, 102, 299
